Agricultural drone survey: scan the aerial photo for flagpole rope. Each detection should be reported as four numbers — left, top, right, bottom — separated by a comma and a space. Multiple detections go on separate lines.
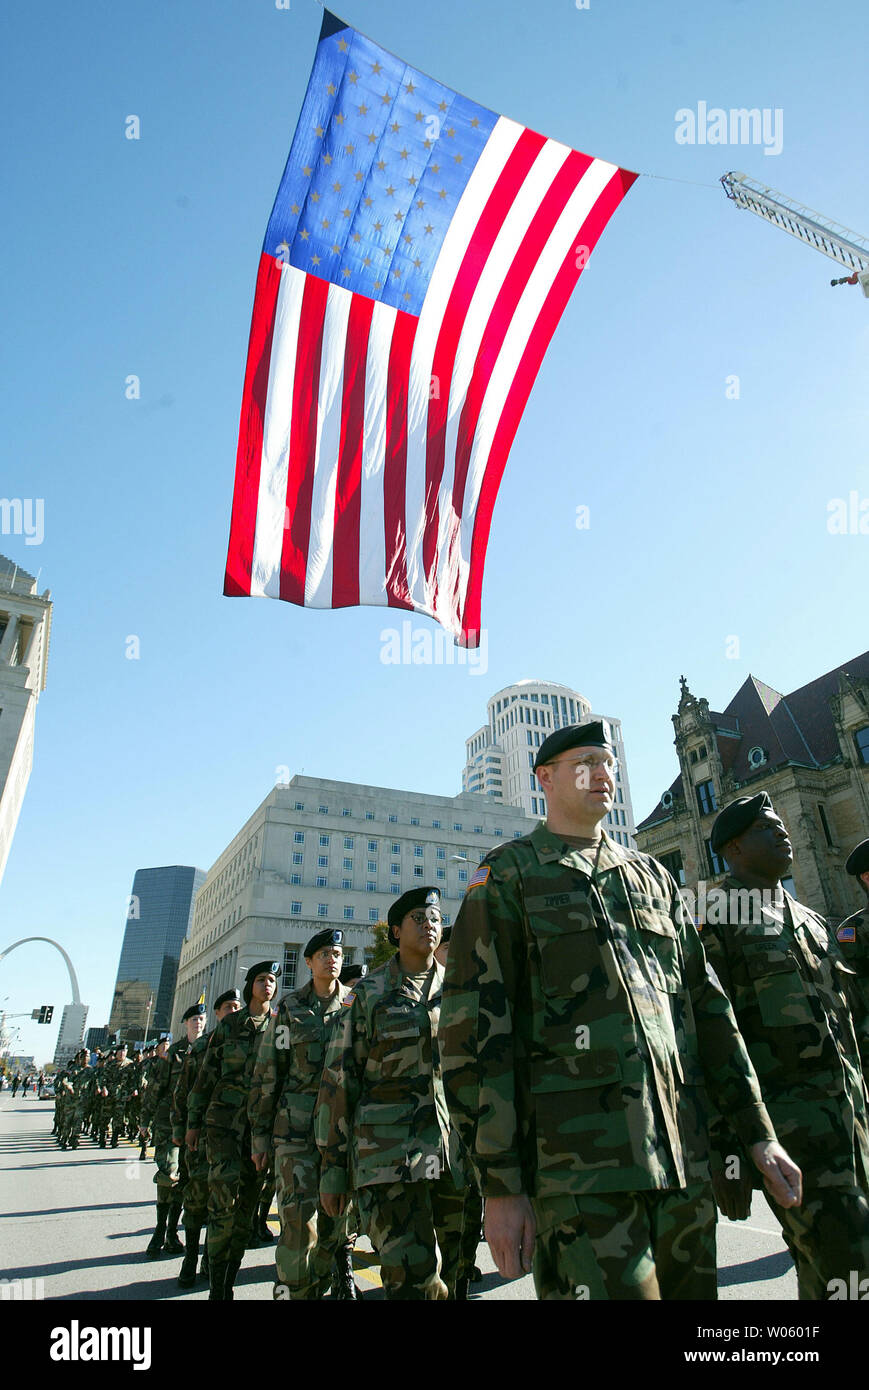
642, 172, 721, 190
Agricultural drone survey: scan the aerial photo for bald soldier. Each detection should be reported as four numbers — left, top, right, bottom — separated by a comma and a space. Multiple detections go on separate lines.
249, 929, 356, 1300
440, 721, 801, 1300
701, 793, 869, 1301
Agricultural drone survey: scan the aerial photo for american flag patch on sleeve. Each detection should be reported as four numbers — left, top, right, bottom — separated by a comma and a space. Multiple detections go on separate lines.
836, 924, 856, 943
466, 865, 491, 893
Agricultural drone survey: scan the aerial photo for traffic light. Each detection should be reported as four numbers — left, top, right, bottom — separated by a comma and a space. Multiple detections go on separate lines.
37, 1005, 54, 1024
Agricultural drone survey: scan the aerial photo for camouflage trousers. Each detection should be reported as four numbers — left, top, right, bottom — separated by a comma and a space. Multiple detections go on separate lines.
531, 1183, 717, 1300
152, 1124, 182, 1196
90, 1096, 109, 1142
461, 1177, 484, 1279
206, 1128, 264, 1264
182, 1141, 210, 1229
767, 1181, 869, 1301
357, 1169, 465, 1300
273, 1143, 349, 1300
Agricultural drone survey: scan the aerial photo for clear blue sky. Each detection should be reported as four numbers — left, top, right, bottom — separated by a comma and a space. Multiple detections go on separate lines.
2, 0, 867, 1064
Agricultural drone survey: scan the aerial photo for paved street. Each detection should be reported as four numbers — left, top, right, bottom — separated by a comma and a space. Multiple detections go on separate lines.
1, 1095, 796, 1301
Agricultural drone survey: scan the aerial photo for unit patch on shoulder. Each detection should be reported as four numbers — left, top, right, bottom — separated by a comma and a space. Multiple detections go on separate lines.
341, 992, 356, 1007
466, 865, 491, 893
836, 924, 856, 943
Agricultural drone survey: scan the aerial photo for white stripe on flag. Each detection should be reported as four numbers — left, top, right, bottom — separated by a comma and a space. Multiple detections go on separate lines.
358, 300, 397, 605
304, 284, 352, 607
431, 136, 574, 631
460, 159, 620, 572
251, 265, 306, 597
404, 116, 526, 616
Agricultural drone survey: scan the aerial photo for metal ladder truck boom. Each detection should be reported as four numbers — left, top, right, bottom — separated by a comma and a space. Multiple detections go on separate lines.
721, 171, 869, 296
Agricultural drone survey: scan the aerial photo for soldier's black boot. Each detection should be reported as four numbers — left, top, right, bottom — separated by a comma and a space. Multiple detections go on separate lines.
224, 1257, 242, 1301
256, 1201, 274, 1243
330, 1245, 358, 1300
163, 1201, 184, 1255
110, 1129, 120, 1147
200, 1245, 210, 1282
177, 1226, 201, 1288
139, 1141, 148, 1161
208, 1260, 228, 1301
146, 1203, 168, 1258
454, 1275, 471, 1300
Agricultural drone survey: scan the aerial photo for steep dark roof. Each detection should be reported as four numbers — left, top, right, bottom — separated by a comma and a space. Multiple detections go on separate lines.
637, 651, 869, 831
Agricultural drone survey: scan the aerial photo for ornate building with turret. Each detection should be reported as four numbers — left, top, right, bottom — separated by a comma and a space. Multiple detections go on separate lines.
0, 556, 52, 888
635, 653, 869, 922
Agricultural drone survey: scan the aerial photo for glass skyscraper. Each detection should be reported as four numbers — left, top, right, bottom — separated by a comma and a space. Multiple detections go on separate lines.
109, 865, 205, 1041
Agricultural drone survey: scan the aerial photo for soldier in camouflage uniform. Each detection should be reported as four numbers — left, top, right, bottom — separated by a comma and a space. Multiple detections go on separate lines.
171, 988, 242, 1288
187, 962, 278, 1300
838, 839, 869, 1035
90, 1054, 111, 1146
317, 888, 466, 1300
54, 1063, 75, 1149
250, 929, 355, 1300
126, 1051, 144, 1140
140, 1019, 205, 1258
702, 793, 869, 1300
71, 1050, 93, 1148
440, 722, 802, 1301
103, 1042, 134, 1147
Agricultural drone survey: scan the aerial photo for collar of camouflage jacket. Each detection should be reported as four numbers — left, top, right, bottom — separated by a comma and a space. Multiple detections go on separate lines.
295, 977, 347, 1013
531, 823, 627, 876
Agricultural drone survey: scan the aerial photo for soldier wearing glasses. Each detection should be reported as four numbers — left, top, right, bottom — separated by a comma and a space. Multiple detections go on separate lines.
440, 720, 802, 1300
316, 887, 466, 1299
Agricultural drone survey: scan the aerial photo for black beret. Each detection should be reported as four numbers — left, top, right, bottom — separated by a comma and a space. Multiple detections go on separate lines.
710, 791, 774, 853
339, 963, 369, 985
533, 720, 614, 771
243, 961, 282, 984
845, 839, 869, 877
214, 988, 241, 1010
387, 886, 441, 929
305, 928, 343, 958
182, 1003, 207, 1022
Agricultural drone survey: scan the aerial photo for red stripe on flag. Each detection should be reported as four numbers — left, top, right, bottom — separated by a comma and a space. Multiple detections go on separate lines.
332, 295, 375, 608
224, 253, 282, 596
383, 309, 418, 609
423, 129, 547, 589
461, 167, 638, 638
279, 274, 331, 604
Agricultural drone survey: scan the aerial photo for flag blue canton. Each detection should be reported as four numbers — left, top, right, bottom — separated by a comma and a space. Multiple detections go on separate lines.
264, 17, 498, 316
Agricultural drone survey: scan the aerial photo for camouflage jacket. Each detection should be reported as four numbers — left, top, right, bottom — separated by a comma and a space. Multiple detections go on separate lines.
439, 826, 776, 1202
170, 1033, 211, 1147
102, 1057, 134, 1101
186, 1006, 271, 1139
140, 1042, 191, 1131
249, 980, 349, 1157
834, 904, 869, 1043
702, 877, 869, 1189
72, 1065, 94, 1102
316, 955, 463, 1193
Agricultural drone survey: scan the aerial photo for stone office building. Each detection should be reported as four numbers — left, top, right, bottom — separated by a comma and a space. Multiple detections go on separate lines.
635, 652, 869, 921
171, 775, 532, 1034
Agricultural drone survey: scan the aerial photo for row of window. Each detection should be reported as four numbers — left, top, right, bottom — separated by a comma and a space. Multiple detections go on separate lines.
294, 828, 495, 848
288, 901, 453, 924
291, 863, 467, 889
291, 800, 503, 831
293, 845, 481, 866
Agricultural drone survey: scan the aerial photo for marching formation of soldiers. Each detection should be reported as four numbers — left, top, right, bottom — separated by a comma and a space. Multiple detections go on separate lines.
40, 727, 869, 1299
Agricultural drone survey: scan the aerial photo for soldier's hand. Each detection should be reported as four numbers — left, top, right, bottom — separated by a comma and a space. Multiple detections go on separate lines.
186, 1127, 200, 1152
710, 1166, 753, 1221
485, 1194, 536, 1280
749, 1141, 802, 1208
320, 1189, 346, 1217
251, 1151, 268, 1172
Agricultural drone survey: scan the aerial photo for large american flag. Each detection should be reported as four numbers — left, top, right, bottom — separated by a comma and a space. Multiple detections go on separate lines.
224, 10, 636, 644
